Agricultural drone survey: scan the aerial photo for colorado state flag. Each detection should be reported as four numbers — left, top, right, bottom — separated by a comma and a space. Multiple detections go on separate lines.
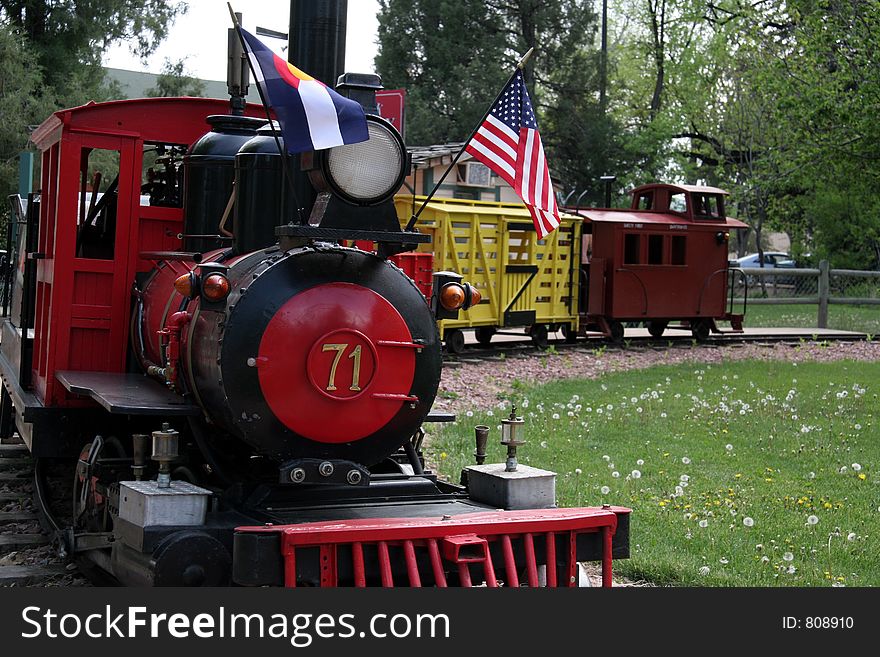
239, 27, 369, 153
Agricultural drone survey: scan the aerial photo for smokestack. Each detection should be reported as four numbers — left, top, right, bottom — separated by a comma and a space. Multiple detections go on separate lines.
288, 0, 348, 87
287, 0, 348, 219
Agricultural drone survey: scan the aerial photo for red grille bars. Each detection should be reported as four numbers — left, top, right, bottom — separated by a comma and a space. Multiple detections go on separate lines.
236, 506, 629, 588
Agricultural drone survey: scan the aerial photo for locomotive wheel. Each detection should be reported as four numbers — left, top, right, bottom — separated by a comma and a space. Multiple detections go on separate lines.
445, 328, 466, 354
691, 319, 711, 342
608, 320, 625, 343
475, 326, 496, 347
647, 320, 668, 339
529, 323, 549, 348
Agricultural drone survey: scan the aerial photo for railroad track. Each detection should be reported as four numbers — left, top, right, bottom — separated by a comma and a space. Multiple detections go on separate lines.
442, 329, 868, 363
0, 442, 83, 586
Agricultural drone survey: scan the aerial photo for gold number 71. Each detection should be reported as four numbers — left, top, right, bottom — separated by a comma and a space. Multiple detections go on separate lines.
321, 343, 362, 392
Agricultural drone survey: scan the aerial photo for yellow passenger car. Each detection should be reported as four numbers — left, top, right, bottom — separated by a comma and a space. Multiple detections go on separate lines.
395, 196, 581, 353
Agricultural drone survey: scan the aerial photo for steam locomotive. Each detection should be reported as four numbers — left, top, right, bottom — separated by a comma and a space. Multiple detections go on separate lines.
0, 3, 629, 586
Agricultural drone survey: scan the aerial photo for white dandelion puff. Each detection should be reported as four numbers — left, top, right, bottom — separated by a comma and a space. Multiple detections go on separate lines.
631, 470, 642, 479
682, 456, 691, 464
852, 463, 862, 472
699, 519, 708, 528
783, 552, 794, 562
600, 486, 610, 495
743, 517, 754, 527
807, 515, 819, 525
698, 566, 710, 576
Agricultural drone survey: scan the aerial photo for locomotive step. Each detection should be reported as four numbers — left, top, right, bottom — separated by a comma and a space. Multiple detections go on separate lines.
0, 565, 69, 586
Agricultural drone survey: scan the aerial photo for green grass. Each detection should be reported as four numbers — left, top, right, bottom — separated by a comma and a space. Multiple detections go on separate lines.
431, 359, 880, 586
744, 303, 880, 335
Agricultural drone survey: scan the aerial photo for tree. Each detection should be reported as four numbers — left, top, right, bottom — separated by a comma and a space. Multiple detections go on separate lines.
376, 0, 619, 202
376, 0, 509, 145
0, 0, 186, 103
146, 58, 206, 98
0, 24, 56, 201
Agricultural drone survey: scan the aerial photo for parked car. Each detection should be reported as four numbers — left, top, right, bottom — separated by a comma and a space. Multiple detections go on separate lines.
732, 252, 797, 287
733, 252, 797, 269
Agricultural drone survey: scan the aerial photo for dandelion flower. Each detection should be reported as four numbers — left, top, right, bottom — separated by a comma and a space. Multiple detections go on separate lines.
602, 455, 610, 461
631, 470, 642, 479
761, 556, 770, 563
725, 444, 734, 451
637, 459, 644, 466
574, 468, 582, 475
600, 486, 610, 495
852, 463, 862, 472
743, 517, 754, 527
682, 457, 691, 465
466, 410, 474, 417
783, 552, 794, 562
680, 474, 690, 482
847, 532, 856, 541
787, 565, 796, 575
699, 566, 710, 576
612, 471, 620, 478
838, 466, 848, 474
699, 519, 708, 528
807, 515, 819, 525
720, 558, 729, 565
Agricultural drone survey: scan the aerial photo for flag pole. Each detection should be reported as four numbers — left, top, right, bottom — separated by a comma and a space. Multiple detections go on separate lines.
404, 48, 534, 232
226, 3, 304, 225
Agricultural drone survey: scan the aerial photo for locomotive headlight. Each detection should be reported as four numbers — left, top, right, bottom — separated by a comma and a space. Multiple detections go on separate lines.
310, 115, 408, 205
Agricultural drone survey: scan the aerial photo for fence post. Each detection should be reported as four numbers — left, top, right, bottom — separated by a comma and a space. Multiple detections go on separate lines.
817, 260, 829, 329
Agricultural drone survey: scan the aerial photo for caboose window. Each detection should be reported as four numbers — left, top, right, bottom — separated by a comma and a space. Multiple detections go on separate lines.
648, 234, 663, 264
624, 233, 640, 264
671, 235, 687, 265
637, 193, 653, 210
669, 193, 687, 213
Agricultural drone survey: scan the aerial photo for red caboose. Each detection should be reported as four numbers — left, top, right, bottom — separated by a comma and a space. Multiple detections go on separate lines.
571, 183, 747, 341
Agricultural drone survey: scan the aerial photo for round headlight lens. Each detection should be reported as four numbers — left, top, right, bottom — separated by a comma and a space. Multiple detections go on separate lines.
325, 117, 405, 203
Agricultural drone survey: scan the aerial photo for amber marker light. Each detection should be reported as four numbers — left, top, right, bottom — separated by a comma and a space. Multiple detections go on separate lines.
439, 283, 466, 311
202, 273, 231, 302
173, 272, 197, 298
467, 286, 482, 308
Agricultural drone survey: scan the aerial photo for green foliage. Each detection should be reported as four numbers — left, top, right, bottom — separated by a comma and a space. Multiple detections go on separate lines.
805, 187, 880, 270
0, 0, 186, 102
376, 0, 614, 198
0, 24, 56, 200
146, 58, 206, 98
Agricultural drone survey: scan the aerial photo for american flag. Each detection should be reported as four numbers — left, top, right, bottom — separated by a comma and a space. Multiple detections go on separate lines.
465, 69, 560, 238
